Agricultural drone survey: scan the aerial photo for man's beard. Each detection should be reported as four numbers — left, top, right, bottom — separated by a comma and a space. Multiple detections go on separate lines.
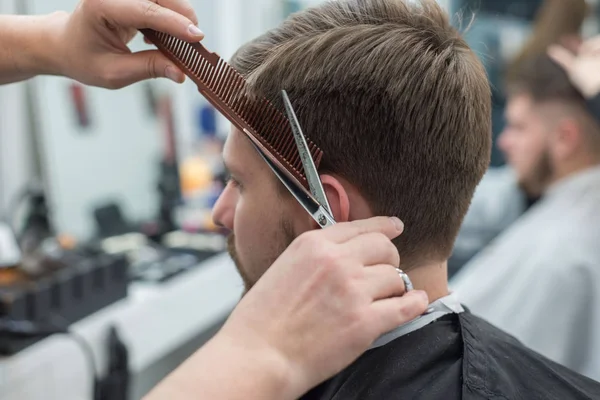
227, 234, 253, 293
519, 149, 554, 199
227, 218, 297, 294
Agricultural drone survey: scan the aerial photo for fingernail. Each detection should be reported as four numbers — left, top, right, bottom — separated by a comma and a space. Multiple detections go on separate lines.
188, 24, 204, 38
390, 217, 404, 232
165, 66, 181, 83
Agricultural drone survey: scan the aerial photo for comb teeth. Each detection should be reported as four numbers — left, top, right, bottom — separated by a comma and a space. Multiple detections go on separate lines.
141, 29, 324, 189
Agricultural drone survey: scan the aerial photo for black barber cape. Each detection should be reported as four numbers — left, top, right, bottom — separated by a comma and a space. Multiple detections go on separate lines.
300, 310, 600, 400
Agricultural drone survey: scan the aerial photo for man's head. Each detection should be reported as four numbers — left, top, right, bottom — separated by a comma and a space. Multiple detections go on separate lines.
499, 54, 600, 197
212, 0, 491, 290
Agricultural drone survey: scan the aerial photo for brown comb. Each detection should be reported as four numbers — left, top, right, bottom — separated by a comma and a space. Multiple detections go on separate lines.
140, 29, 323, 190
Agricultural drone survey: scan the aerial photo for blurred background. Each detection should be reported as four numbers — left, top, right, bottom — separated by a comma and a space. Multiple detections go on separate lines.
1, 0, 599, 399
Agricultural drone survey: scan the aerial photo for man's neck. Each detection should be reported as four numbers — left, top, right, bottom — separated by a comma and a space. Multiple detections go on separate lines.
406, 261, 449, 303
550, 158, 600, 188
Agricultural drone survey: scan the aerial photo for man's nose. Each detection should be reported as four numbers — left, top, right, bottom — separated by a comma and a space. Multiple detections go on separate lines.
212, 187, 236, 231
497, 129, 510, 153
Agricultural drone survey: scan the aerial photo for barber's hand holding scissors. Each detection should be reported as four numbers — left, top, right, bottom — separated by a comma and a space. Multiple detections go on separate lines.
146, 217, 428, 400
549, 35, 600, 99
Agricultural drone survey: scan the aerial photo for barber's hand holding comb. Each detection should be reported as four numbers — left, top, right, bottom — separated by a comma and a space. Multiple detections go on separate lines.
57, 0, 204, 88
549, 35, 600, 99
0, 0, 203, 87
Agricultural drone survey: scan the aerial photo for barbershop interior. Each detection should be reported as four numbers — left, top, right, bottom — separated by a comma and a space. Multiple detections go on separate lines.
2, 0, 600, 399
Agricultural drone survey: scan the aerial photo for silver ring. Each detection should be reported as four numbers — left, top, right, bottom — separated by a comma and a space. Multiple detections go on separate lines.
396, 268, 413, 292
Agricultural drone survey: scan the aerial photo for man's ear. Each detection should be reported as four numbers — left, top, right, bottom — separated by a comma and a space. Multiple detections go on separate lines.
553, 118, 582, 160
319, 174, 350, 223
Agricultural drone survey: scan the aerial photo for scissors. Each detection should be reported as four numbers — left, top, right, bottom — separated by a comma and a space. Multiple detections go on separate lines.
277, 90, 337, 227
246, 90, 336, 229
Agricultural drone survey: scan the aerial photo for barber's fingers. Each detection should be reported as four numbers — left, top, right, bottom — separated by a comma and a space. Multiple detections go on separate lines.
139, 0, 200, 45
370, 290, 429, 334
95, 0, 204, 42
548, 44, 576, 72
363, 265, 407, 300
342, 232, 401, 267
150, 0, 198, 26
549, 36, 600, 72
322, 217, 404, 244
141, 0, 195, 46
102, 50, 185, 89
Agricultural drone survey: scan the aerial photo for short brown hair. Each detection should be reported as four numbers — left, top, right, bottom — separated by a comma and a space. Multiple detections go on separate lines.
507, 54, 585, 105
231, 0, 491, 267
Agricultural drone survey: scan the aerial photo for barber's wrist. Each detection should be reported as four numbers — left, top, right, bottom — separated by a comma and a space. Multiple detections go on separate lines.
36, 12, 70, 78
18, 12, 69, 79
214, 329, 300, 399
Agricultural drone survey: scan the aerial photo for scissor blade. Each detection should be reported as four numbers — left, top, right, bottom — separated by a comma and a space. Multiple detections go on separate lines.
281, 90, 332, 216
249, 139, 335, 229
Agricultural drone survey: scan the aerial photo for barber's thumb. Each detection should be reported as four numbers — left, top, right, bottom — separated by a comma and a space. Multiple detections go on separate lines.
107, 51, 185, 89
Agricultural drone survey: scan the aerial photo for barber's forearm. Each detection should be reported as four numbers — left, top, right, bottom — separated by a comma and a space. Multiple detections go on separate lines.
0, 13, 66, 85
143, 333, 299, 400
